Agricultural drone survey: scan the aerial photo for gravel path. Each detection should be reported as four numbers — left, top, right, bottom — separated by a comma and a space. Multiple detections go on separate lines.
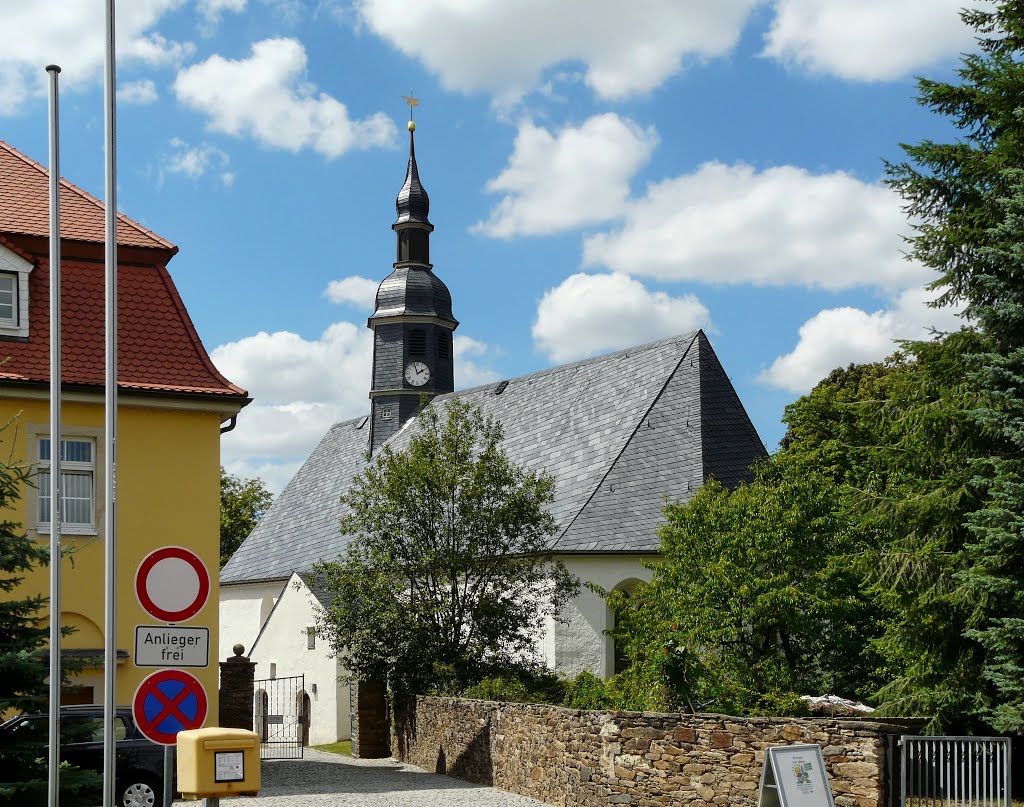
174, 748, 545, 806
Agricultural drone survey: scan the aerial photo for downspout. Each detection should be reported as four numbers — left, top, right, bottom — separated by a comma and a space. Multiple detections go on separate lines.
220, 415, 237, 434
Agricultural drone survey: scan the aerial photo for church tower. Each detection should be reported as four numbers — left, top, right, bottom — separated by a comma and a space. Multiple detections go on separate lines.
367, 111, 458, 453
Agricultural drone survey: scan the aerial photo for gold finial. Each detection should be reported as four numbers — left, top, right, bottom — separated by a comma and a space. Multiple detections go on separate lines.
402, 93, 419, 131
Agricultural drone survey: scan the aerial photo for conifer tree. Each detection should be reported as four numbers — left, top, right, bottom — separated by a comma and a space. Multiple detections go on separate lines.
887, 0, 1024, 730
0, 416, 100, 805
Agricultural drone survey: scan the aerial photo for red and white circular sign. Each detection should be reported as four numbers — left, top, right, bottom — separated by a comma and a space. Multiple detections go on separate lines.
135, 546, 210, 623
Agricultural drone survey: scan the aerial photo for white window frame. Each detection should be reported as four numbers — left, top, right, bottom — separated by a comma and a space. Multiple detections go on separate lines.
36, 435, 98, 536
0, 272, 16, 327
0, 244, 32, 339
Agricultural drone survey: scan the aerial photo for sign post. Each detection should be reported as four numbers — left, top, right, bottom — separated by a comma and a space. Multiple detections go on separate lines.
758, 744, 835, 807
134, 546, 212, 807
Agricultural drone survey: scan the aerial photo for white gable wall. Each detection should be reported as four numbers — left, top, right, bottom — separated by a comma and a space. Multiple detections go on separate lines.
219, 580, 286, 662
544, 554, 653, 678
249, 574, 351, 746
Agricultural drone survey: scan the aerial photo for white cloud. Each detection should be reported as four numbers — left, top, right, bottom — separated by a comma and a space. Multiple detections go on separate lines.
533, 272, 710, 363
0, 0, 190, 114
758, 286, 966, 393
159, 138, 232, 185
214, 321, 500, 491
455, 335, 501, 388
474, 115, 657, 238
324, 276, 379, 309
173, 38, 397, 158
198, 0, 246, 31
584, 161, 924, 291
354, 0, 760, 101
764, 0, 982, 81
117, 79, 158, 105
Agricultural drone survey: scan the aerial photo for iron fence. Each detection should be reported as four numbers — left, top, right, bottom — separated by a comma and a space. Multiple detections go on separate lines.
898, 736, 1011, 806
253, 674, 306, 760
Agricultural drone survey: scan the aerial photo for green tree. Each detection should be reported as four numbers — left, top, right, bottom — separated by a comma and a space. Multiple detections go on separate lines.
959, 181, 1024, 731
0, 416, 100, 805
309, 399, 578, 697
219, 467, 273, 568
886, 0, 1024, 730
610, 464, 876, 716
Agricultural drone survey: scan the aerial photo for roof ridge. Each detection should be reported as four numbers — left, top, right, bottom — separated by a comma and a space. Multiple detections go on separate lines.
440, 329, 703, 399
0, 139, 176, 252
551, 331, 701, 548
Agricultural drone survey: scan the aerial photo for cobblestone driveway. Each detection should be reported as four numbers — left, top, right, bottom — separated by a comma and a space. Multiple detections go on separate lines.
175, 749, 545, 806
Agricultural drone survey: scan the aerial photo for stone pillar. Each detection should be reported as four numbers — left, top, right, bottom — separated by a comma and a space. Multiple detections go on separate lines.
351, 679, 390, 758
219, 643, 256, 730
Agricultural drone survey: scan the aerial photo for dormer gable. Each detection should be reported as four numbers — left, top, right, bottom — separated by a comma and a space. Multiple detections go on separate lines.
0, 240, 33, 339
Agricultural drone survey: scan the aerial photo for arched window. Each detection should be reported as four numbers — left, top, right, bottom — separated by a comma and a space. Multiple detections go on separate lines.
610, 579, 643, 676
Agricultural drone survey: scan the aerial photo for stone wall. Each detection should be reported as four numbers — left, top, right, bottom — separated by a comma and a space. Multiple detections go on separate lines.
393, 696, 916, 807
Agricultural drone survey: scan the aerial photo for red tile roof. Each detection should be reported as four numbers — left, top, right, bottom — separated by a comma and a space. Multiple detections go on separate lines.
0, 140, 247, 403
0, 258, 248, 399
0, 139, 175, 251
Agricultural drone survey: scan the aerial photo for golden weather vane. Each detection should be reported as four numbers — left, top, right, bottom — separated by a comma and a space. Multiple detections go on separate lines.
401, 93, 419, 131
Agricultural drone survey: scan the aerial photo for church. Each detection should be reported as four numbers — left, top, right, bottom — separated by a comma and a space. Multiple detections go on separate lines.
218, 119, 767, 746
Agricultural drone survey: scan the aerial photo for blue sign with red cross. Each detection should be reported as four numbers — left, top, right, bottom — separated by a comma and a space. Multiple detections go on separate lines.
133, 669, 208, 745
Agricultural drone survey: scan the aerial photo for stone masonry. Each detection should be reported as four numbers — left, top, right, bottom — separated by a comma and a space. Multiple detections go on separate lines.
393, 696, 917, 807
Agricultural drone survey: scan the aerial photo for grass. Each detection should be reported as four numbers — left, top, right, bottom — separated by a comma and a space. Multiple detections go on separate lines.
312, 740, 352, 756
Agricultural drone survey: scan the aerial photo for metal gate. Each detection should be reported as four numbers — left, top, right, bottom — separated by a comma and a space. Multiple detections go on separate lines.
253, 674, 306, 760
898, 736, 1011, 806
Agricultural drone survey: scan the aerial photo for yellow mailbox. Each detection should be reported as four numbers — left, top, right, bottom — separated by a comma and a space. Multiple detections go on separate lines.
176, 727, 260, 799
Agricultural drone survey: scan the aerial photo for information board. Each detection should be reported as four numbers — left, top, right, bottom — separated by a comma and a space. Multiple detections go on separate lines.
758, 744, 835, 807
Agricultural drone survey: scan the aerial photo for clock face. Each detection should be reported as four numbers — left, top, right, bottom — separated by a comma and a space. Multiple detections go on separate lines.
404, 360, 430, 387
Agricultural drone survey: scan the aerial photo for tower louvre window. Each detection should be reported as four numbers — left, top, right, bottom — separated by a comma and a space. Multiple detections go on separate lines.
437, 330, 451, 360
409, 329, 427, 356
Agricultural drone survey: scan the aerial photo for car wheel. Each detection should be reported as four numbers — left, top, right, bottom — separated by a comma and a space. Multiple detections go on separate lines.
119, 775, 161, 807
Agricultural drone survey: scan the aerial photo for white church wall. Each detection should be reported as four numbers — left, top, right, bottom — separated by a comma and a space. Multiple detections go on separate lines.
544, 554, 653, 679
249, 574, 351, 746
219, 580, 287, 662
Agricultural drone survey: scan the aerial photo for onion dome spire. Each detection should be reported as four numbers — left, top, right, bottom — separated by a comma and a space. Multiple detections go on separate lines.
395, 96, 430, 225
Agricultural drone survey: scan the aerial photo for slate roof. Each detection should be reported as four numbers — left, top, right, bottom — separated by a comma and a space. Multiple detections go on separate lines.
0, 139, 175, 251
221, 331, 766, 585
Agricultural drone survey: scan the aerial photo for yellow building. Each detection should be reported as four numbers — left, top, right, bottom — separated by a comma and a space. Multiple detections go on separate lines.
0, 139, 249, 719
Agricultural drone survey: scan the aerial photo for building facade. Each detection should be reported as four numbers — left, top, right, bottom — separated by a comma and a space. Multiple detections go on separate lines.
0, 139, 248, 713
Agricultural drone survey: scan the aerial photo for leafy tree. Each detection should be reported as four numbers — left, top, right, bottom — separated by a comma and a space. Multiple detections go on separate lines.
0, 416, 100, 805
219, 467, 273, 568
310, 399, 578, 697
609, 464, 875, 716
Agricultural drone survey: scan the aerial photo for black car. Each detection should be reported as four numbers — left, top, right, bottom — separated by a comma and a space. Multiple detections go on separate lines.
0, 704, 168, 807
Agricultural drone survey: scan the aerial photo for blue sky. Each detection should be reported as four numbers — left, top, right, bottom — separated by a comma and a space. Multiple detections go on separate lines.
1, 0, 978, 492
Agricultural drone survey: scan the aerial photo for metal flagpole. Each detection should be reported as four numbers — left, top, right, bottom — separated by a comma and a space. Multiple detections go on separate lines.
45, 62, 62, 807
103, 1, 119, 805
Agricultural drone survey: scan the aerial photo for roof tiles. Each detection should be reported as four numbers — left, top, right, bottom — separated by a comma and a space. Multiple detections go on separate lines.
0, 140, 174, 250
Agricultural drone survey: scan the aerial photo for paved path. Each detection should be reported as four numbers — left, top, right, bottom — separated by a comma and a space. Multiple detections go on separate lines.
174, 749, 545, 806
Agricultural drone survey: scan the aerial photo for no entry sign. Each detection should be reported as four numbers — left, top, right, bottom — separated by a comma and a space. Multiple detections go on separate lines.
133, 669, 208, 745
135, 546, 210, 623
